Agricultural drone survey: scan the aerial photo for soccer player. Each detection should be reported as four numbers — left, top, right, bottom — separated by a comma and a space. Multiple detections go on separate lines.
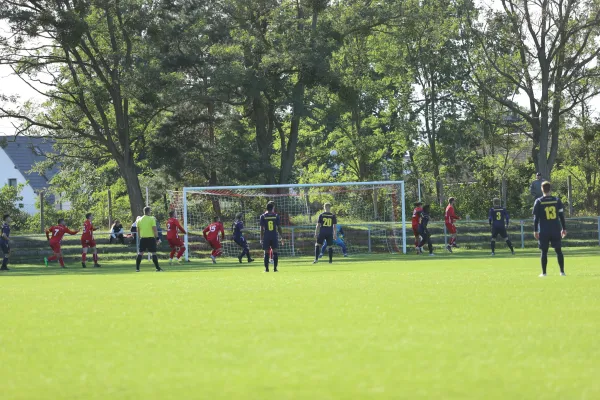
412, 202, 423, 254
81, 213, 101, 268
488, 198, 515, 256
533, 181, 567, 277
260, 201, 284, 272
313, 203, 337, 264
166, 210, 187, 265
418, 204, 434, 256
445, 197, 460, 252
320, 224, 348, 258
0, 214, 11, 271
232, 212, 254, 264
44, 219, 79, 268
203, 216, 225, 264
135, 206, 163, 272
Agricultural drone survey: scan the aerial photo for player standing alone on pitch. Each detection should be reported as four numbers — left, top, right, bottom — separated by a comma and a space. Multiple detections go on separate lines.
260, 201, 284, 272
313, 203, 337, 264
81, 213, 101, 268
1, 214, 11, 271
533, 181, 567, 277
44, 219, 79, 268
412, 202, 423, 254
445, 197, 460, 252
166, 210, 187, 265
203, 217, 225, 264
233, 213, 254, 264
418, 204, 434, 256
488, 198, 515, 256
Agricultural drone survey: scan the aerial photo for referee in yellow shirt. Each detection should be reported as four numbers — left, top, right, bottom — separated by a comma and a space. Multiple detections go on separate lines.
136, 206, 163, 272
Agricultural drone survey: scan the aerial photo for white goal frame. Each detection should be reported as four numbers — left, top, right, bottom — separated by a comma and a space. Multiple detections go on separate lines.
181, 181, 407, 260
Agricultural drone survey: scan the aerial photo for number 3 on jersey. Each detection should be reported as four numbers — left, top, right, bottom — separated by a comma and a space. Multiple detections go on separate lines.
268, 221, 274, 231
495, 212, 502, 220
545, 206, 557, 220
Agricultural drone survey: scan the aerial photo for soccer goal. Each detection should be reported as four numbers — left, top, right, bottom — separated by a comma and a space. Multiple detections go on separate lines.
170, 181, 406, 261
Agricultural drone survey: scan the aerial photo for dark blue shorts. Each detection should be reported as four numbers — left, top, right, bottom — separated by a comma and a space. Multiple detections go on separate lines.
539, 232, 562, 251
234, 237, 248, 248
317, 233, 334, 246
491, 226, 508, 239
262, 237, 278, 251
0, 242, 9, 254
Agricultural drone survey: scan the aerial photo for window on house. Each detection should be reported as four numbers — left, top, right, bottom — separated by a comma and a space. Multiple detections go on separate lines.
8, 179, 17, 187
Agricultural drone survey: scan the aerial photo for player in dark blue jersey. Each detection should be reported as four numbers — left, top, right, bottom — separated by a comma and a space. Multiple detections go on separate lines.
260, 201, 283, 272
232, 212, 254, 264
533, 181, 567, 277
313, 203, 338, 264
488, 198, 514, 256
418, 205, 434, 256
0, 214, 10, 271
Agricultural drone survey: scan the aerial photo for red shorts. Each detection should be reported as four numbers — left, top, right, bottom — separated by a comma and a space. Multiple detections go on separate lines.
49, 241, 61, 253
81, 239, 96, 248
208, 239, 222, 250
168, 237, 184, 249
412, 226, 420, 237
446, 223, 457, 234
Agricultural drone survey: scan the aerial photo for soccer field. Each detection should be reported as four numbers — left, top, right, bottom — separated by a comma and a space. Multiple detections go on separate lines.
1, 251, 599, 399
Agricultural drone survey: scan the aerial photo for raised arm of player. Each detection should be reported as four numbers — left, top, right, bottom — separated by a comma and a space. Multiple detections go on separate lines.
202, 225, 209, 240
45, 227, 52, 240
66, 227, 80, 235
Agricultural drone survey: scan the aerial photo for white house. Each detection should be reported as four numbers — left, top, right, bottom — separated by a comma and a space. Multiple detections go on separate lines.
0, 135, 69, 214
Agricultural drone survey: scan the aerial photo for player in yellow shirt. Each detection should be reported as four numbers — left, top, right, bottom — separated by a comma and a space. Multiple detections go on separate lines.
136, 206, 163, 272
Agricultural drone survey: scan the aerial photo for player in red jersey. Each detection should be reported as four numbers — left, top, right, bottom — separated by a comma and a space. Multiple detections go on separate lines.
412, 202, 423, 254
203, 216, 225, 264
167, 210, 187, 265
81, 213, 101, 268
445, 197, 460, 252
44, 219, 79, 268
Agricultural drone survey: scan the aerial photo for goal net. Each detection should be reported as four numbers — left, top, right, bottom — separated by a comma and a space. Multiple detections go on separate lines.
169, 181, 406, 261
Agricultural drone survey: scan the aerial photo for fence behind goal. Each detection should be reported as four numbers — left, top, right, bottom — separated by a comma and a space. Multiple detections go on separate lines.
170, 182, 407, 260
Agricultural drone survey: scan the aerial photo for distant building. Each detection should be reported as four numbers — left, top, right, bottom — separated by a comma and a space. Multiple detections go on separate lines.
0, 136, 69, 214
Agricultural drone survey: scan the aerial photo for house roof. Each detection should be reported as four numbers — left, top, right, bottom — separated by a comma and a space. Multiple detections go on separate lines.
1, 136, 59, 192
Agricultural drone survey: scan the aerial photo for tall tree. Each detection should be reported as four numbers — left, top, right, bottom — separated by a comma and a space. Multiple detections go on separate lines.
0, 0, 170, 217
466, 0, 600, 178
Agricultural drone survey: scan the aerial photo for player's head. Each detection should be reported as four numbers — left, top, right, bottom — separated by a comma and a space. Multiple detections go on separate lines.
493, 198, 501, 207
423, 204, 431, 214
414, 201, 423, 208
169, 210, 176, 218
448, 197, 455, 205
114, 219, 120, 226
213, 216, 220, 222
144, 206, 151, 215
85, 212, 92, 220
3, 214, 10, 223
541, 181, 552, 195
324, 202, 331, 212
266, 201, 275, 212
536, 172, 542, 180
58, 218, 65, 226
236, 212, 243, 220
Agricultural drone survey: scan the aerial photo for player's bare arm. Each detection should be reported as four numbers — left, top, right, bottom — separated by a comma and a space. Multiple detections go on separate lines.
314, 223, 321, 239
278, 225, 284, 245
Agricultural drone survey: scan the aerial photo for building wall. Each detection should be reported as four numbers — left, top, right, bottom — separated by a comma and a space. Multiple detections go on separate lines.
0, 148, 38, 214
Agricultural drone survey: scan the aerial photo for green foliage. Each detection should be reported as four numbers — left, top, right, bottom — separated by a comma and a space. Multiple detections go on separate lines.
0, 184, 28, 231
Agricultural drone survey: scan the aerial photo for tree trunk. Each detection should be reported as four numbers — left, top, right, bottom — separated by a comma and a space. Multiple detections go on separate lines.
253, 95, 275, 185
118, 157, 145, 218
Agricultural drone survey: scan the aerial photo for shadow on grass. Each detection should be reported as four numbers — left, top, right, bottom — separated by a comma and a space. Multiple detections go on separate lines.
2, 247, 599, 276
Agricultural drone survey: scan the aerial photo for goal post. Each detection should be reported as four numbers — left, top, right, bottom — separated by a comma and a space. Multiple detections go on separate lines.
173, 181, 406, 261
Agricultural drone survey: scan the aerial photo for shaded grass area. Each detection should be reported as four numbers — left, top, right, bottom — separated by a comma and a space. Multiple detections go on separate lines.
1, 250, 599, 399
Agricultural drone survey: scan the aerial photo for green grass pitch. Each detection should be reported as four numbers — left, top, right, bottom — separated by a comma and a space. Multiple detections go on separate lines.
1, 249, 599, 399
